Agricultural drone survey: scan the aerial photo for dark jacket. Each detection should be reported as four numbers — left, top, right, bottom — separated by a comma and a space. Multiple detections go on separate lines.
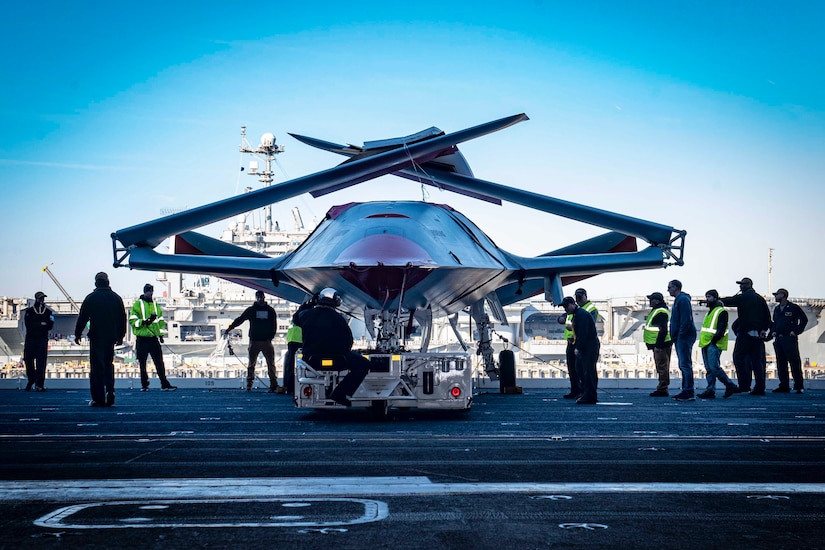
228, 302, 277, 341
294, 305, 353, 357
772, 301, 808, 337
719, 288, 771, 334
571, 306, 599, 354
75, 286, 127, 345
24, 305, 54, 340
669, 291, 697, 343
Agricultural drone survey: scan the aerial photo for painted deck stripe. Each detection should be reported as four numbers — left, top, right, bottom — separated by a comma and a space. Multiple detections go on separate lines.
3, 477, 825, 502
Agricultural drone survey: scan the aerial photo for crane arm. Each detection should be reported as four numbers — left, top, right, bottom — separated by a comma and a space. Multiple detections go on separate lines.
42, 265, 80, 313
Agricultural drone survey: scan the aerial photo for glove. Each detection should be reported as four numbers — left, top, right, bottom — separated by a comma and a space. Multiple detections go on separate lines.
159, 337, 164, 344
74, 337, 81, 345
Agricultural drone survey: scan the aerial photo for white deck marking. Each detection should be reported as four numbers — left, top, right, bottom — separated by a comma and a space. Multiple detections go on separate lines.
34, 497, 388, 529
3, 477, 825, 502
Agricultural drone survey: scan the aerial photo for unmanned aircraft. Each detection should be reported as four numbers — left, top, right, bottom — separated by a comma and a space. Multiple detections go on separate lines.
111, 113, 685, 380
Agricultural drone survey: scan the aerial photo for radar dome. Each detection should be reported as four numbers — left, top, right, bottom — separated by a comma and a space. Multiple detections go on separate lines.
260, 133, 276, 147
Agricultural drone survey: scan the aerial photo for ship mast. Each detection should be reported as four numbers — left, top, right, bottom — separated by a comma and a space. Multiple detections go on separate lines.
240, 127, 284, 233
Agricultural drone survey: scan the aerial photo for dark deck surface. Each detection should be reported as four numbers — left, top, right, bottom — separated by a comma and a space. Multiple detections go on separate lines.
1, 387, 823, 549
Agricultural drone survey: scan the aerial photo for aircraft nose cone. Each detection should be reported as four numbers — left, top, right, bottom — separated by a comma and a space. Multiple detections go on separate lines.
335, 234, 434, 266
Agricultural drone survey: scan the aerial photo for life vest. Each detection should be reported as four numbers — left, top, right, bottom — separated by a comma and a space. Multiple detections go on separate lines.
643, 307, 671, 345
699, 306, 729, 350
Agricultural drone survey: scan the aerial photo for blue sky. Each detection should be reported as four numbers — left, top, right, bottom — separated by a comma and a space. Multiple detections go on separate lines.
2, 1, 823, 303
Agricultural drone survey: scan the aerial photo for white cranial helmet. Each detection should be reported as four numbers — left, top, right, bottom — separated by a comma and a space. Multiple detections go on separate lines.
318, 287, 341, 307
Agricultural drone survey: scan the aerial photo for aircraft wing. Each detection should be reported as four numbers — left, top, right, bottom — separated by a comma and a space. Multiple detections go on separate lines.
112, 113, 527, 253
289, 133, 503, 205
486, 230, 665, 306
291, 129, 682, 252
127, 232, 311, 303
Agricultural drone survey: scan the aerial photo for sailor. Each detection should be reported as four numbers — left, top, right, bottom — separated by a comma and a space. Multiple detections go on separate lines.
225, 290, 279, 392
719, 277, 772, 395
293, 288, 371, 407
667, 280, 697, 401
556, 288, 596, 399
23, 291, 54, 391
130, 284, 177, 392
770, 288, 808, 393
643, 292, 672, 397
75, 272, 127, 407
561, 296, 599, 404
574, 288, 600, 327
697, 290, 738, 399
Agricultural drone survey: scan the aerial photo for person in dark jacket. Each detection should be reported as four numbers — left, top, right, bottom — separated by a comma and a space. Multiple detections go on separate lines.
719, 277, 772, 395
293, 288, 370, 407
668, 280, 697, 401
770, 288, 808, 393
643, 292, 672, 397
561, 295, 600, 405
225, 290, 279, 392
23, 291, 54, 391
74, 272, 127, 407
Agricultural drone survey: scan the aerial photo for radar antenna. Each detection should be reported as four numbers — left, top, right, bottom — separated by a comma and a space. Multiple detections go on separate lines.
240, 127, 285, 233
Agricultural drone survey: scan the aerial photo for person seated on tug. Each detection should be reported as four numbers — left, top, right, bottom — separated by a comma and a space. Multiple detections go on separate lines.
293, 288, 370, 407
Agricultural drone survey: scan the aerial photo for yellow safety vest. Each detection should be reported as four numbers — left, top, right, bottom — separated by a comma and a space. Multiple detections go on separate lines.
643, 307, 671, 345
286, 323, 302, 343
581, 301, 598, 320
699, 306, 729, 350
562, 313, 574, 341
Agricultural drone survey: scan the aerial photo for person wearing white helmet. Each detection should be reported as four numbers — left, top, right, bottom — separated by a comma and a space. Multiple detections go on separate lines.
293, 288, 370, 407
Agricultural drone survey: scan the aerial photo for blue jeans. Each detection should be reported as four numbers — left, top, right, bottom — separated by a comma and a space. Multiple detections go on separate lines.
674, 337, 695, 393
702, 343, 732, 392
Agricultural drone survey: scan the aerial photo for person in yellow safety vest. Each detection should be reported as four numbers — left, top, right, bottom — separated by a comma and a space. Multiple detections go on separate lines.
697, 289, 738, 399
130, 283, 177, 392
574, 288, 600, 327
284, 322, 302, 395
643, 292, 672, 397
